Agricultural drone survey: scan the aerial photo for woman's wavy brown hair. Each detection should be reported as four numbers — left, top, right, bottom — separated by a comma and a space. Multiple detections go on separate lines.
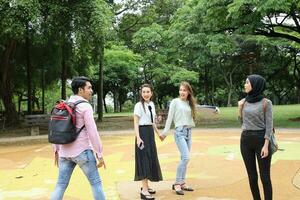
180, 81, 196, 120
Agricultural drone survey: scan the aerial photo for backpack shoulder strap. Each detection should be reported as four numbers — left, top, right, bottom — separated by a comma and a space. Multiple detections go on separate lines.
262, 98, 275, 133
73, 100, 89, 132
241, 100, 245, 112
240, 98, 246, 113
239, 99, 246, 122
74, 100, 89, 106
263, 98, 267, 113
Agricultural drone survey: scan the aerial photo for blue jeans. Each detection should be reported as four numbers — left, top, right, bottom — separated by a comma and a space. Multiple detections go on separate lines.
174, 126, 192, 184
51, 149, 105, 200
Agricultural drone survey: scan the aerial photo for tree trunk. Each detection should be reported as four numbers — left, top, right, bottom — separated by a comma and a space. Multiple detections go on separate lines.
103, 97, 108, 113
203, 65, 209, 104
32, 88, 35, 110
0, 40, 18, 126
97, 36, 104, 121
61, 43, 67, 100
42, 69, 45, 113
26, 23, 33, 114
293, 52, 300, 103
227, 88, 232, 107
211, 79, 215, 105
227, 73, 233, 107
248, 64, 253, 74
113, 90, 119, 113
158, 97, 163, 109
18, 94, 22, 114
143, 64, 148, 83
33, 88, 40, 111
113, 92, 116, 112
297, 81, 300, 103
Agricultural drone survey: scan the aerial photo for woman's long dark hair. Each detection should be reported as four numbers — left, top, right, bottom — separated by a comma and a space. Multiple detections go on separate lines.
180, 81, 196, 120
139, 84, 153, 112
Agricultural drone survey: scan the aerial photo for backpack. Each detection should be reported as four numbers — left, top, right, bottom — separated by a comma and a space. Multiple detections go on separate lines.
48, 100, 87, 144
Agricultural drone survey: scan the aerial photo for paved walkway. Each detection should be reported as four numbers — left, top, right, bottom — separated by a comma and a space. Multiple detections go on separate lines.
0, 129, 299, 200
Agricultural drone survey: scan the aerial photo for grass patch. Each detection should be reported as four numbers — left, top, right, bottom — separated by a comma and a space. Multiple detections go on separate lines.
196, 104, 300, 128
273, 104, 300, 128
1, 104, 299, 138
103, 112, 132, 117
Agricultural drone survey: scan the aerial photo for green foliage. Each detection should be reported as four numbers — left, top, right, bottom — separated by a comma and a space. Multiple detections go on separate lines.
0, 0, 40, 40
102, 45, 141, 111
169, 68, 198, 86
121, 100, 135, 112
104, 45, 141, 82
1, 0, 300, 127
132, 23, 164, 50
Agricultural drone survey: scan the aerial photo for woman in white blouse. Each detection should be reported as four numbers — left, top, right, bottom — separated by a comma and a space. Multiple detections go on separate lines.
133, 84, 162, 200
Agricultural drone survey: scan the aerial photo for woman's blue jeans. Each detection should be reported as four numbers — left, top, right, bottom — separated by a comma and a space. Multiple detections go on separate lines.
174, 126, 192, 184
51, 149, 105, 200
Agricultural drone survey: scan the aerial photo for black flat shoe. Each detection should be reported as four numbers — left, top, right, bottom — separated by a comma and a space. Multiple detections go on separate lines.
180, 183, 194, 191
172, 184, 184, 195
140, 192, 155, 200
140, 187, 156, 194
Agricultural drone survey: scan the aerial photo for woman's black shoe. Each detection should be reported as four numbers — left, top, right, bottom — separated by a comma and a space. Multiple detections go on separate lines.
172, 184, 184, 195
181, 184, 194, 191
140, 192, 155, 200
140, 187, 156, 194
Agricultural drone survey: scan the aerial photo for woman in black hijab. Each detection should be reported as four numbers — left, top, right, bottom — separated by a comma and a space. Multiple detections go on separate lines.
238, 74, 273, 200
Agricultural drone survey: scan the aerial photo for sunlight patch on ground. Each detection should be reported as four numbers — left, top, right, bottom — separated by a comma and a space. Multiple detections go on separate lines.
0, 188, 49, 199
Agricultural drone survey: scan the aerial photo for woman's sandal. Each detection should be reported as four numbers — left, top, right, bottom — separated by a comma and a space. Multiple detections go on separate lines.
180, 183, 194, 191
172, 184, 184, 195
140, 187, 156, 194
140, 192, 155, 200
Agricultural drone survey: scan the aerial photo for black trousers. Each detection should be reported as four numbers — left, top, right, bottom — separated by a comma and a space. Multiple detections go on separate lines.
240, 130, 272, 200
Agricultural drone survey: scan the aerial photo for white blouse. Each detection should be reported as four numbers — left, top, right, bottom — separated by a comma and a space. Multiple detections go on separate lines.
134, 101, 156, 125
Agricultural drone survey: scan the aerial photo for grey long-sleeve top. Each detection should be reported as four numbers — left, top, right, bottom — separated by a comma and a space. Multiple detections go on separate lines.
162, 98, 195, 135
240, 98, 273, 140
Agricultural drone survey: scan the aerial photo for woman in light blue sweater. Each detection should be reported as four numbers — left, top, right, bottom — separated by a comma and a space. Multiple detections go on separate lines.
160, 81, 196, 195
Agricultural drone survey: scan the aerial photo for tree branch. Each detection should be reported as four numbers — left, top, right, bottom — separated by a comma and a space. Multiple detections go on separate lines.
255, 29, 300, 44
265, 23, 298, 33
291, 13, 300, 33
121, 17, 141, 32
279, 14, 290, 25
267, 15, 274, 32
114, 1, 142, 15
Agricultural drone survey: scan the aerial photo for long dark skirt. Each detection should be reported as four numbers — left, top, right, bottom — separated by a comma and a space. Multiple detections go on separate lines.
134, 125, 163, 181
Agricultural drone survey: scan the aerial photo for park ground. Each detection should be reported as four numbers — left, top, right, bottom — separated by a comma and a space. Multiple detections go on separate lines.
0, 128, 299, 200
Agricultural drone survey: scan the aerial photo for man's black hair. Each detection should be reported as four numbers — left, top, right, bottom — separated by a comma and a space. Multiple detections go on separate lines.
71, 76, 91, 94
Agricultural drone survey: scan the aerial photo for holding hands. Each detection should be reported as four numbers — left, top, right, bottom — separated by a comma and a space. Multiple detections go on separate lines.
154, 127, 166, 141
159, 134, 166, 141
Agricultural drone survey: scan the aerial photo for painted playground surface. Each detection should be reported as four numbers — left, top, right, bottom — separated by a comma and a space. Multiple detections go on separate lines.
0, 128, 299, 200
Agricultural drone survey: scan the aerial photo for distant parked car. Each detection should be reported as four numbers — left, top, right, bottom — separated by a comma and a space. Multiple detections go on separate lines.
196, 105, 220, 114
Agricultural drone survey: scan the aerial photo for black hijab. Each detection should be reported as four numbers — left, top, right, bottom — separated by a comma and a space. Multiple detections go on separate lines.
245, 74, 266, 103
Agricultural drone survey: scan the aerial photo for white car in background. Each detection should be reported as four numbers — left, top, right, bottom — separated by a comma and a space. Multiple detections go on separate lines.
196, 105, 220, 114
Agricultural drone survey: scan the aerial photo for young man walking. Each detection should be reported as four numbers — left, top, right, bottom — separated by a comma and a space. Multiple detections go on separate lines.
51, 76, 106, 200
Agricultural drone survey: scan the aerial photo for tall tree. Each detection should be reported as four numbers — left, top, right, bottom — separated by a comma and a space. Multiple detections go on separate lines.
0, 0, 40, 125
104, 45, 141, 112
